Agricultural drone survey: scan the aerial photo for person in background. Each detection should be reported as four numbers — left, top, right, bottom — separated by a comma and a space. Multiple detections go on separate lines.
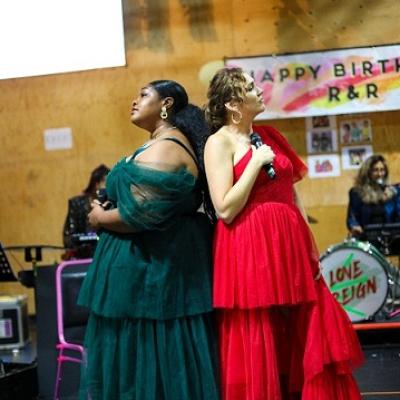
347, 154, 400, 238
361, 119, 371, 142
78, 80, 219, 399
341, 122, 351, 144
63, 164, 110, 254
350, 121, 362, 143
204, 67, 363, 400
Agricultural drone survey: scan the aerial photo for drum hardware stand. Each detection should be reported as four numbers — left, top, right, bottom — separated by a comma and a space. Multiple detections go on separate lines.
364, 223, 400, 256
377, 236, 390, 256
383, 261, 400, 319
389, 308, 400, 318
362, 223, 400, 318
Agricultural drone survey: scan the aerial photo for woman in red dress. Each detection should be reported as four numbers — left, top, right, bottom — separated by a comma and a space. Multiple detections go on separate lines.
204, 67, 364, 400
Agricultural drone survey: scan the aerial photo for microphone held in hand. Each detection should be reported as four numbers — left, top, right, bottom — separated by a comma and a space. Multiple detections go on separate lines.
376, 178, 398, 196
250, 132, 276, 179
96, 188, 108, 204
96, 188, 114, 210
376, 178, 386, 190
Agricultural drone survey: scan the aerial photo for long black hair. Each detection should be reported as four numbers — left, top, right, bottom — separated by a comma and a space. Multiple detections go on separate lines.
150, 80, 216, 222
83, 164, 110, 197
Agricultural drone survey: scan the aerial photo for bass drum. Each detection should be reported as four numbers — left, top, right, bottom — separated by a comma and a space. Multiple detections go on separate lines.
320, 239, 389, 322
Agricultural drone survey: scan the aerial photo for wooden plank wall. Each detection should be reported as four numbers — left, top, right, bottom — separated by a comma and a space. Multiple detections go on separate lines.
1, 0, 399, 312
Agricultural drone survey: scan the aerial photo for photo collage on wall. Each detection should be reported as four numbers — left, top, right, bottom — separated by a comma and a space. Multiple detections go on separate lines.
306, 115, 340, 178
305, 116, 373, 178
340, 119, 373, 169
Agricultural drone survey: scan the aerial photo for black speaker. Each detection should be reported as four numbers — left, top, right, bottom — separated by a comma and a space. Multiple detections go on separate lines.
0, 362, 38, 400
355, 330, 400, 398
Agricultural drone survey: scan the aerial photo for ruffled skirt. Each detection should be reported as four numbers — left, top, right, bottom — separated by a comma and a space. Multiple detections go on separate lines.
80, 312, 220, 400
218, 280, 364, 400
213, 202, 321, 308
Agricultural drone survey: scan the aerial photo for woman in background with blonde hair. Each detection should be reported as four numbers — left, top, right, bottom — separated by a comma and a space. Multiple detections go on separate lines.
347, 154, 400, 238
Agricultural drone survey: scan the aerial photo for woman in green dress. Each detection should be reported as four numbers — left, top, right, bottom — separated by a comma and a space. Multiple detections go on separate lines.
78, 80, 219, 400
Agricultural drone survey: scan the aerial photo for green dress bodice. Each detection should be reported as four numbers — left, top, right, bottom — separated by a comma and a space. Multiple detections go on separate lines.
78, 154, 213, 320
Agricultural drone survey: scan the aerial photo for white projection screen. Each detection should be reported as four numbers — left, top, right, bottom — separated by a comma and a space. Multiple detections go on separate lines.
0, 0, 126, 80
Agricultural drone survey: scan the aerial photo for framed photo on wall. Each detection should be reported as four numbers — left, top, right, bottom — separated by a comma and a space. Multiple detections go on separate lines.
307, 154, 341, 178
305, 115, 338, 154
306, 115, 336, 131
340, 119, 372, 145
341, 145, 373, 169
306, 129, 338, 154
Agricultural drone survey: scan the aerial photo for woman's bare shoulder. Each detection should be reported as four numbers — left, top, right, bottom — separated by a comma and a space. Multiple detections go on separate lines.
206, 127, 233, 149
136, 139, 184, 163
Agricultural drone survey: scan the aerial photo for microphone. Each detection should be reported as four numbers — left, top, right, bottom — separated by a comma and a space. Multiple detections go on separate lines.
250, 132, 276, 179
376, 179, 397, 196
96, 188, 114, 210
376, 178, 386, 190
96, 188, 108, 204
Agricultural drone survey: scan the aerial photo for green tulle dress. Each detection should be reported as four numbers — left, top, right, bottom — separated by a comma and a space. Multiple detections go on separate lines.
78, 148, 219, 400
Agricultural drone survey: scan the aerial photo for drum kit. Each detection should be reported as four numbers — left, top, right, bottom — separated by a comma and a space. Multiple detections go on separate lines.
320, 223, 400, 323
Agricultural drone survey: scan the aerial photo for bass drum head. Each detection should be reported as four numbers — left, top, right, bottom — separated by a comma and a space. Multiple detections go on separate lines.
320, 240, 389, 322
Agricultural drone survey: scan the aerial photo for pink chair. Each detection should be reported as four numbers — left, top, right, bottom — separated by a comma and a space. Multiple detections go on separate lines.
54, 259, 92, 400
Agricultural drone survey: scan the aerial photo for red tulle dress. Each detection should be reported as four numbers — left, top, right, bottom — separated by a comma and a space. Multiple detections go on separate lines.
213, 125, 364, 400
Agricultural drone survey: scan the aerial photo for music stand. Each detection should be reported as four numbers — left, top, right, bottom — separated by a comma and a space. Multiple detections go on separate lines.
0, 242, 17, 282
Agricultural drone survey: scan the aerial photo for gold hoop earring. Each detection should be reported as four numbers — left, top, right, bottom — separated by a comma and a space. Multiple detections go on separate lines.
231, 111, 242, 124
160, 106, 168, 120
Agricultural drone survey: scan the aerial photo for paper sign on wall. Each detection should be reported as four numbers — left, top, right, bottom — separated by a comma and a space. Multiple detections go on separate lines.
44, 127, 73, 151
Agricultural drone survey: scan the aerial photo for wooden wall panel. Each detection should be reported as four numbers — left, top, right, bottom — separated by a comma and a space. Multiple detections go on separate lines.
1, 0, 400, 312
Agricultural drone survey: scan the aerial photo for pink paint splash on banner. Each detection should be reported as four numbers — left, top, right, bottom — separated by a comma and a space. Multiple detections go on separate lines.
282, 62, 398, 112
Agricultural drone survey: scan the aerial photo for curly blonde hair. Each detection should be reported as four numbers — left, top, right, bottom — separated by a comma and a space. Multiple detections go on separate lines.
204, 67, 248, 133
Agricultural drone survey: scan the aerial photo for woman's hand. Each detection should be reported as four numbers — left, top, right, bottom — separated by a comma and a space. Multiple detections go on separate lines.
204, 133, 275, 225
88, 200, 105, 229
88, 202, 138, 233
350, 225, 363, 235
250, 144, 275, 169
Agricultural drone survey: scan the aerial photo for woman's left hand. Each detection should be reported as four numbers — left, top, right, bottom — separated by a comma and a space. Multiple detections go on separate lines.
88, 200, 105, 229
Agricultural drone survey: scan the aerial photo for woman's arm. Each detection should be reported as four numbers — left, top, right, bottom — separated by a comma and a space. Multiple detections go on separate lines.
204, 134, 274, 224
347, 188, 363, 235
89, 139, 194, 234
88, 202, 137, 233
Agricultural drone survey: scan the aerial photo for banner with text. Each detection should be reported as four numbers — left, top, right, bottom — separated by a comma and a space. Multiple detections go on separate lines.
225, 44, 400, 119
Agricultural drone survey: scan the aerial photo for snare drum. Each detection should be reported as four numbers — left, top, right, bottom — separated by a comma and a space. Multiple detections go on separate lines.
320, 239, 389, 322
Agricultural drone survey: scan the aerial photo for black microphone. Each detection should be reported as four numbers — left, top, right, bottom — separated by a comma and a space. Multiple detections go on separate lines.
250, 132, 276, 179
96, 188, 114, 210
